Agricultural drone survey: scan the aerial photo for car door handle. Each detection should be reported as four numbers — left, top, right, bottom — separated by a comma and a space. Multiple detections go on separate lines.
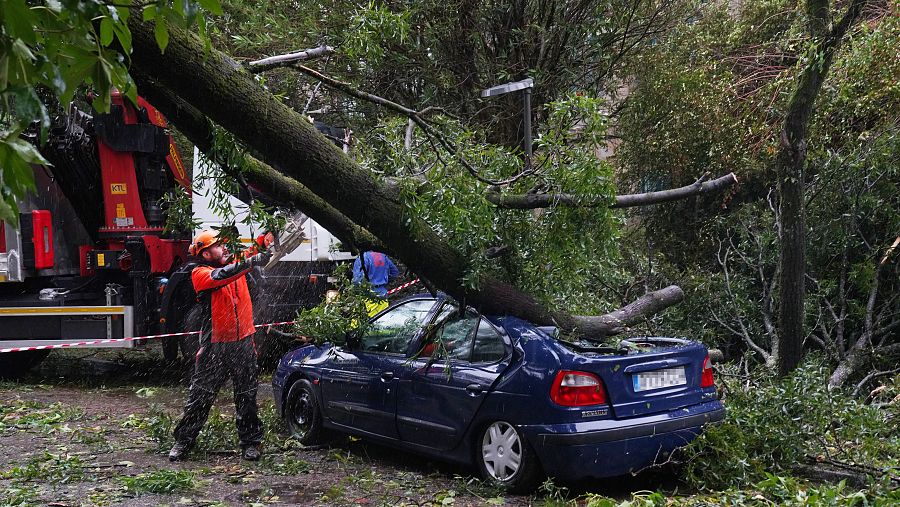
380, 372, 395, 382
465, 383, 485, 395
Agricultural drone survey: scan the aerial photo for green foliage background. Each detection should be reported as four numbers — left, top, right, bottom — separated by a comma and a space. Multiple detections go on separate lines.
682, 358, 900, 489
615, 0, 899, 354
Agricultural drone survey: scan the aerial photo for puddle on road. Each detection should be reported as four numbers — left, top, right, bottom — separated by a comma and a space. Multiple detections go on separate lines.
238, 483, 318, 504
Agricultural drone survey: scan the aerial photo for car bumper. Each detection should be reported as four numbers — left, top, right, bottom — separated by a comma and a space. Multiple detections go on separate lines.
272, 367, 289, 416
521, 401, 725, 480
273, 383, 285, 416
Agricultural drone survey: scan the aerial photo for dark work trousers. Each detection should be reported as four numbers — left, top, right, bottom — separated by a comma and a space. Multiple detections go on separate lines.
173, 334, 264, 447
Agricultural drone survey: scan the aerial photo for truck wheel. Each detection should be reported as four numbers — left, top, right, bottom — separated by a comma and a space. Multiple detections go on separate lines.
178, 304, 204, 364
0, 350, 51, 378
162, 337, 181, 363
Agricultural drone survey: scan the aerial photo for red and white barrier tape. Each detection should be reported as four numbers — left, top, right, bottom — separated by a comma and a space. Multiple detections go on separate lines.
1, 279, 422, 354
386, 278, 420, 295
0, 320, 296, 354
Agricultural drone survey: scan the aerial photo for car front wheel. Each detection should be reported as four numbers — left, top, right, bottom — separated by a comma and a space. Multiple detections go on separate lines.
476, 420, 542, 493
284, 379, 325, 445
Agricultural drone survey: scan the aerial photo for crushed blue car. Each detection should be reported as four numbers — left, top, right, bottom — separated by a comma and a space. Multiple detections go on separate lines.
274, 294, 724, 492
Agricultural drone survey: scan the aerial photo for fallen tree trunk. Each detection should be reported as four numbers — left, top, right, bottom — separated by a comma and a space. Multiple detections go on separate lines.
132, 70, 384, 254
128, 17, 682, 336
796, 454, 900, 488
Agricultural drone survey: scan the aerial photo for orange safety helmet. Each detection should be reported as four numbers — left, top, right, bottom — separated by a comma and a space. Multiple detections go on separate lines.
189, 229, 220, 256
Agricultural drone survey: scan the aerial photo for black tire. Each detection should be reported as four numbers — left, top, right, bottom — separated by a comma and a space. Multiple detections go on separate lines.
284, 379, 325, 445
0, 350, 51, 378
475, 420, 543, 494
178, 304, 204, 363
179, 333, 201, 365
162, 336, 180, 363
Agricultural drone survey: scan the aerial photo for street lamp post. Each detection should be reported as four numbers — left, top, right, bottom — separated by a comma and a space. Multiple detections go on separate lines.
480, 78, 534, 170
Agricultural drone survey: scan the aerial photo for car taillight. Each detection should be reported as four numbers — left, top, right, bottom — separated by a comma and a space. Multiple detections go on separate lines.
701, 355, 715, 388
550, 370, 607, 406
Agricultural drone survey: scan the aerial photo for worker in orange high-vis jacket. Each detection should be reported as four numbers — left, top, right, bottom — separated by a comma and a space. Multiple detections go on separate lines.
169, 229, 274, 462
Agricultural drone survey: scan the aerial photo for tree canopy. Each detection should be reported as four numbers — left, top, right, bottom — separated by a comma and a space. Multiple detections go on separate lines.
1, 0, 897, 379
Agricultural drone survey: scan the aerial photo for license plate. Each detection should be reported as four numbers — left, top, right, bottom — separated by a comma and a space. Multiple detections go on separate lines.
633, 366, 687, 392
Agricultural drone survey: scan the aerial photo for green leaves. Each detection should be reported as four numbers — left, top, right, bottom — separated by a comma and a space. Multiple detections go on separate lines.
99, 17, 114, 46
143, 0, 222, 53
197, 0, 224, 16
153, 18, 170, 52
0, 0, 222, 229
119, 469, 197, 495
354, 94, 620, 312
0, 132, 45, 225
292, 264, 376, 345
0, 0, 37, 44
680, 359, 900, 491
112, 8, 133, 53
343, 1, 411, 62
160, 186, 200, 235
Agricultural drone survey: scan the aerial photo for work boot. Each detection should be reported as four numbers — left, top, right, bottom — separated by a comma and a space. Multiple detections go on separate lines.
241, 444, 262, 461
168, 441, 192, 462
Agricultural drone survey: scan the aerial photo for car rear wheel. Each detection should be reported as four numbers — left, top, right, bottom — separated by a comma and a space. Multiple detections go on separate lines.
476, 420, 542, 493
285, 379, 325, 445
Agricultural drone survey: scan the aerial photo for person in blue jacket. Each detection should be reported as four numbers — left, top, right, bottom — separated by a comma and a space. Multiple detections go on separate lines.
352, 251, 399, 297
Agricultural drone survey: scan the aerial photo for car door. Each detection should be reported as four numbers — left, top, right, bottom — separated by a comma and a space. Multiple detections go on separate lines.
395, 304, 511, 450
320, 298, 438, 439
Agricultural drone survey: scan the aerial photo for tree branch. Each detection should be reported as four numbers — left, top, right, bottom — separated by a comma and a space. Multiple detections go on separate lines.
568, 286, 685, 337
485, 172, 738, 209
246, 45, 334, 73
290, 64, 535, 186
828, 236, 898, 387
852, 367, 900, 398
880, 236, 900, 266
716, 240, 773, 363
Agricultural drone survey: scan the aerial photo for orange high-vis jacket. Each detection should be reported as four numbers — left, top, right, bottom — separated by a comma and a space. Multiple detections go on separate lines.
191, 252, 265, 343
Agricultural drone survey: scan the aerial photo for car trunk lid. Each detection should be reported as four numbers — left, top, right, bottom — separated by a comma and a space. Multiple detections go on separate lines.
561, 337, 710, 419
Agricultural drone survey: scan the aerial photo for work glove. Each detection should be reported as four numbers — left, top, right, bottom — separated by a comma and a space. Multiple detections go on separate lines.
247, 249, 274, 267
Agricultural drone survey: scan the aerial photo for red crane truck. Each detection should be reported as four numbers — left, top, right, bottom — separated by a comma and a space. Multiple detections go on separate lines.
0, 92, 334, 375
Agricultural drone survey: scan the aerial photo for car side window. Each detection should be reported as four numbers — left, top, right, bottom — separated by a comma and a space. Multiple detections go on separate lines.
472, 318, 505, 363
433, 312, 479, 361
359, 299, 435, 354
417, 306, 505, 363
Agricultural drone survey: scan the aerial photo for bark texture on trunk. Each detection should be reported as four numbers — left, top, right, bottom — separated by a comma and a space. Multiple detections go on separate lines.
128, 17, 682, 336
133, 71, 384, 254
776, 142, 806, 377
776, 0, 869, 376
